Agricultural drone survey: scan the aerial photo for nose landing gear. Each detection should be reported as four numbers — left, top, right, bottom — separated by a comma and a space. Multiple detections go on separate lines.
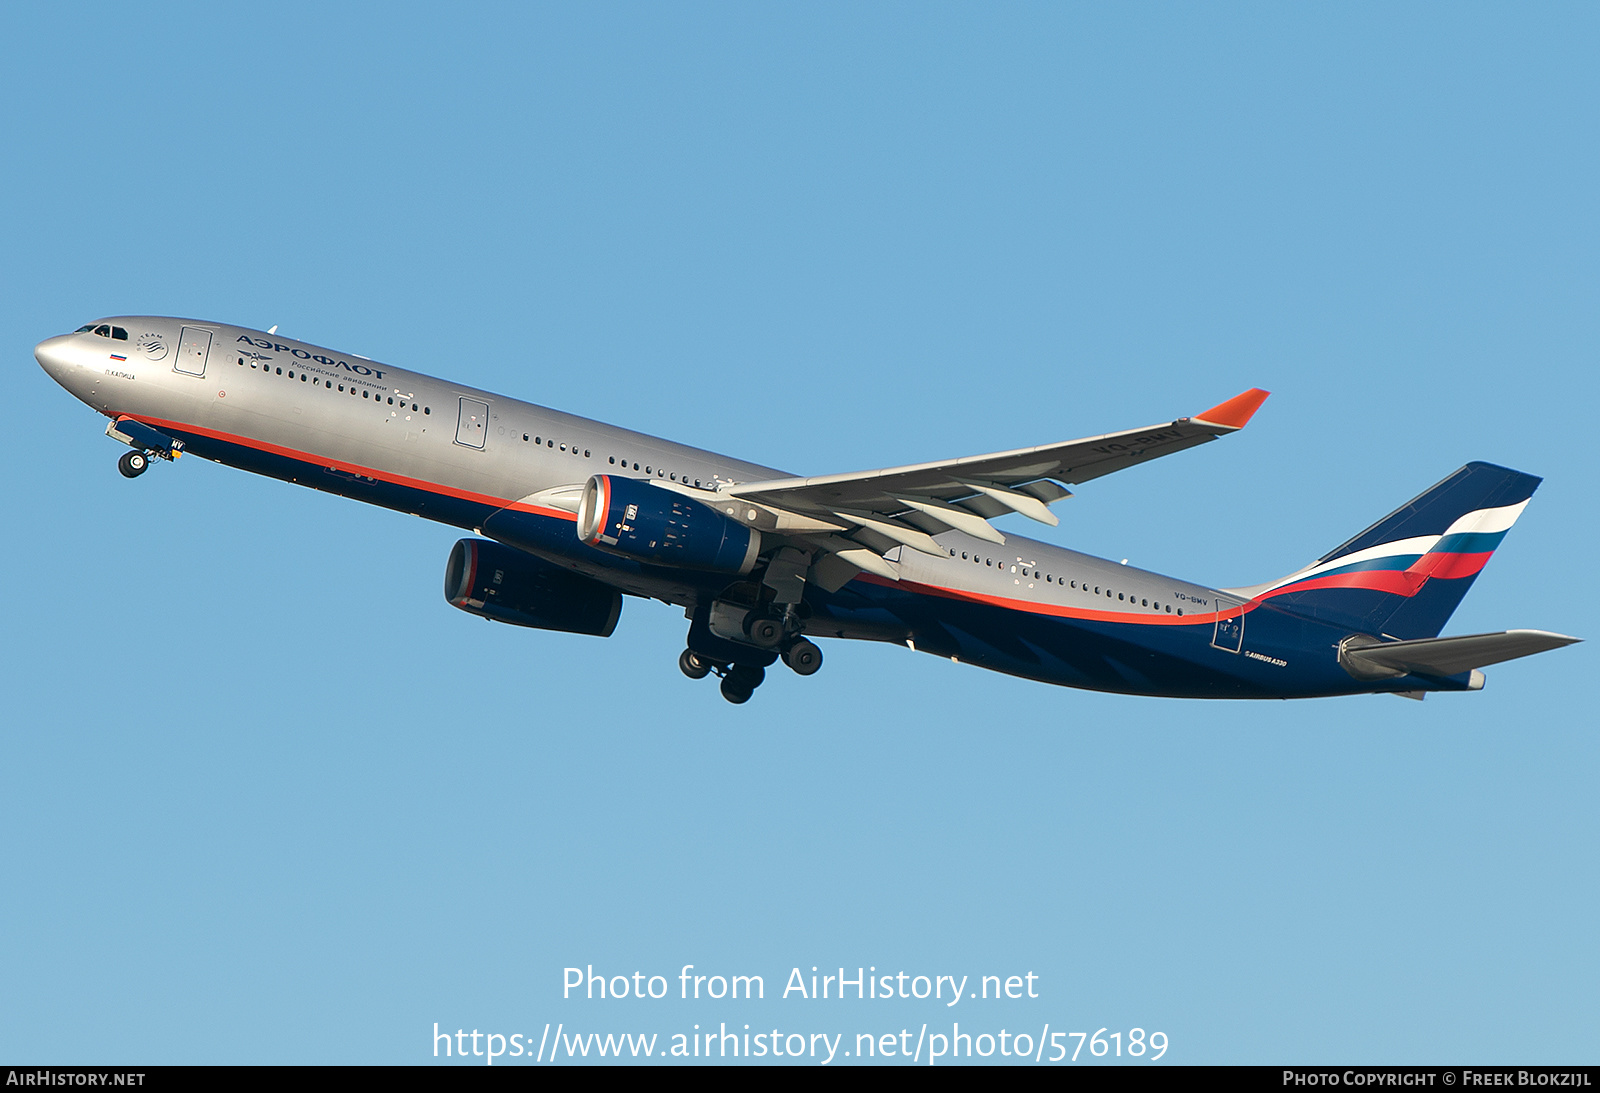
107, 417, 184, 481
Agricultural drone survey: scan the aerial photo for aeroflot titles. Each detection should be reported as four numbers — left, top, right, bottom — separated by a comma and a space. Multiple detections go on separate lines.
235, 335, 387, 379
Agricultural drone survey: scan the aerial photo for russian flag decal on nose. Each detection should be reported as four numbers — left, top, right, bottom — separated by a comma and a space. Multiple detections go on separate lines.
110, 354, 127, 361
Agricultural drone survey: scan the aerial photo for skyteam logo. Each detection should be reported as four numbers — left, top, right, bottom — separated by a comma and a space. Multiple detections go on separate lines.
136, 332, 168, 361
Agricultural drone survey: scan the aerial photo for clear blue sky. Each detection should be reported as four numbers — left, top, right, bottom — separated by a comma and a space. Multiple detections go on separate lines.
2, 2, 1595, 1065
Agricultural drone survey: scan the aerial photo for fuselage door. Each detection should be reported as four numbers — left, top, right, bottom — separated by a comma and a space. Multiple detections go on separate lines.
456, 397, 489, 449
174, 327, 212, 377
1211, 597, 1244, 653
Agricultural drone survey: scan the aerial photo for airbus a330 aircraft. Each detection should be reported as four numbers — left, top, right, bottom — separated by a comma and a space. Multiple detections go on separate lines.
36, 318, 1577, 704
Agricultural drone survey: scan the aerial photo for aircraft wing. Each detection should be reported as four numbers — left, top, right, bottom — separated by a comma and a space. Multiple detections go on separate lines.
719, 388, 1269, 585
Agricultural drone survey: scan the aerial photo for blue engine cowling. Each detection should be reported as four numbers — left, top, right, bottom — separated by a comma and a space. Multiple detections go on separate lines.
576, 475, 760, 575
445, 539, 622, 636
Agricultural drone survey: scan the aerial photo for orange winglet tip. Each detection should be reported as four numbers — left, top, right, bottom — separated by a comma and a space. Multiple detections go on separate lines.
1193, 388, 1270, 429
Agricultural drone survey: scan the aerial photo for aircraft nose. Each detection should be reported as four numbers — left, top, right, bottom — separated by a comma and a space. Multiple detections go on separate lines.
35, 334, 76, 381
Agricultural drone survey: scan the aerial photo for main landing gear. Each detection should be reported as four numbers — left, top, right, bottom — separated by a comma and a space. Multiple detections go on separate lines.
781, 639, 823, 676
719, 665, 765, 705
678, 649, 713, 679
117, 451, 149, 478
679, 650, 766, 704
682, 557, 826, 704
678, 637, 824, 704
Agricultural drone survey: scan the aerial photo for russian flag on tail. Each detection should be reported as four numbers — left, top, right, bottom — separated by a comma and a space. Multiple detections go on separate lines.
1241, 462, 1541, 640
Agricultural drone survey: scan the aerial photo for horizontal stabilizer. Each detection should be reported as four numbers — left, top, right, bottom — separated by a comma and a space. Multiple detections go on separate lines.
1340, 629, 1579, 681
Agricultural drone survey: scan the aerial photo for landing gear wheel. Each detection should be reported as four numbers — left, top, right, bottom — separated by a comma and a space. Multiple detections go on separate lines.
118, 451, 149, 478
679, 649, 712, 680
782, 639, 823, 676
719, 664, 765, 704
744, 614, 784, 648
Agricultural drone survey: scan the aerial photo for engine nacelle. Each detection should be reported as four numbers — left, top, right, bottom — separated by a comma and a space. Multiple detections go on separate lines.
576, 475, 760, 575
445, 539, 622, 636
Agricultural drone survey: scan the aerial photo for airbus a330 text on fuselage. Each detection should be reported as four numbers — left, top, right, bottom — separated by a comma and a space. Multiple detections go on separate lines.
36, 318, 1577, 704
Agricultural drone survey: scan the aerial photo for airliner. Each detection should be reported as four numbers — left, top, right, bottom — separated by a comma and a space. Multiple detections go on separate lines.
36, 317, 1577, 704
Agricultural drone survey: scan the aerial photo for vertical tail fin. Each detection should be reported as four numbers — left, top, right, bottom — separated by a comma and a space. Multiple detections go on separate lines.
1245, 462, 1541, 639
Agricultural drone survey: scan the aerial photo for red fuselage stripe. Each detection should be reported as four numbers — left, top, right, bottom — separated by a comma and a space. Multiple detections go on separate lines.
858, 573, 1243, 627
130, 416, 1252, 628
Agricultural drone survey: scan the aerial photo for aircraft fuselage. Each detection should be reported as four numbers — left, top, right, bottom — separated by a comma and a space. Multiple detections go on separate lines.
34, 317, 1502, 700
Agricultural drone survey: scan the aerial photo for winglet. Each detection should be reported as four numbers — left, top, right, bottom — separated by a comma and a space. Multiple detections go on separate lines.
1193, 388, 1271, 430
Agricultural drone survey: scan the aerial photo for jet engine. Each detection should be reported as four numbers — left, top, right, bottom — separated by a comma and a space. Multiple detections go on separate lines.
445, 539, 622, 636
576, 475, 760, 575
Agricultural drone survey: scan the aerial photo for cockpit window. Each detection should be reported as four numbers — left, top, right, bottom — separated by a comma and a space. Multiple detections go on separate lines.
92, 324, 111, 337
74, 324, 94, 333
111, 326, 128, 340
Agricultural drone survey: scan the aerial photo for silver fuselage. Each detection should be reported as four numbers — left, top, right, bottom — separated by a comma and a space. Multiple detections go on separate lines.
36, 316, 1228, 622
46, 316, 1405, 701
